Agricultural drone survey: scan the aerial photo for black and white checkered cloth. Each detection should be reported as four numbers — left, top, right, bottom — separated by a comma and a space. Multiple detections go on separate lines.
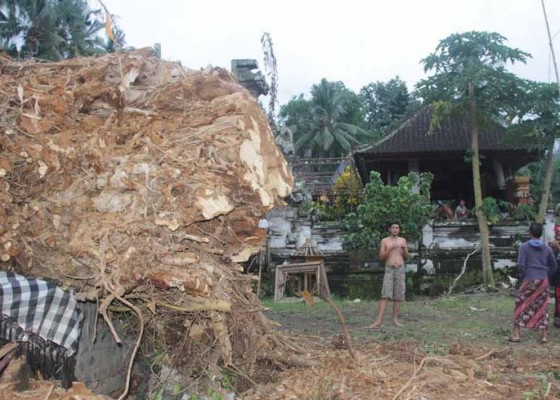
0, 271, 81, 356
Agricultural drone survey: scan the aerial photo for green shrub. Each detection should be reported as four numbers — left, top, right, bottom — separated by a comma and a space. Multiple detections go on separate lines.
343, 171, 434, 250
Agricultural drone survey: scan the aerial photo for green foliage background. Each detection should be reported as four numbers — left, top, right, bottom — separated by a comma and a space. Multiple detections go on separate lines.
343, 171, 434, 250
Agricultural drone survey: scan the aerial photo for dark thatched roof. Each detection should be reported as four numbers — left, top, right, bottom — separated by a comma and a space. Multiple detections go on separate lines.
354, 106, 532, 156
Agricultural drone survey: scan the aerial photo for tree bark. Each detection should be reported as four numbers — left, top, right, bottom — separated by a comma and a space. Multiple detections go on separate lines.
469, 83, 494, 287
537, 140, 555, 223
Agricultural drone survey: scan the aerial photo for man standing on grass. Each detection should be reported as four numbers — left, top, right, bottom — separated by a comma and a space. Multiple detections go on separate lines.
370, 222, 408, 329
509, 222, 557, 343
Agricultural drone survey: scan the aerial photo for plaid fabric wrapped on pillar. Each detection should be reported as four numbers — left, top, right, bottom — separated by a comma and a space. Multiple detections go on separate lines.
0, 271, 81, 386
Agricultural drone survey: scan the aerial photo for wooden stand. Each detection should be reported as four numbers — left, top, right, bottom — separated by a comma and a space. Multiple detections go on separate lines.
274, 260, 331, 301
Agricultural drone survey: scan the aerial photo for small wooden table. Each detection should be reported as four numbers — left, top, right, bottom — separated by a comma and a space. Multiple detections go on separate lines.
274, 260, 331, 301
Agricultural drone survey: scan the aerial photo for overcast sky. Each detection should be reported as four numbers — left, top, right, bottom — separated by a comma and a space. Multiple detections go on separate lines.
104, 0, 560, 105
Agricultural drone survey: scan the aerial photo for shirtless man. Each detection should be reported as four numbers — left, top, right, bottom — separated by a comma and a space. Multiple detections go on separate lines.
370, 222, 409, 328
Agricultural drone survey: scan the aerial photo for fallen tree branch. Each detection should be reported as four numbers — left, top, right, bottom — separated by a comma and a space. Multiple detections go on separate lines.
262, 352, 319, 368
96, 231, 145, 400
110, 290, 145, 400
326, 297, 356, 361
195, 226, 226, 245
256, 312, 307, 355
156, 299, 231, 312
474, 347, 508, 361
448, 245, 480, 295
392, 356, 432, 400
99, 293, 121, 344
227, 364, 258, 388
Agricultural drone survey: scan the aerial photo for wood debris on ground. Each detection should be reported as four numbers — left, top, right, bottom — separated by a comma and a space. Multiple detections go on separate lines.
244, 339, 559, 399
0, 356, 110, 399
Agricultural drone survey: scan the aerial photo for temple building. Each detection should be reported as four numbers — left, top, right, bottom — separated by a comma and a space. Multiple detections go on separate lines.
353, 106, 540, 206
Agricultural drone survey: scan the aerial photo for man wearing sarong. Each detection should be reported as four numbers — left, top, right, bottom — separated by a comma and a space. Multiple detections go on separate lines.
548, 225, 560, 328
369, 222, 408, 329
510, 222, 558, 343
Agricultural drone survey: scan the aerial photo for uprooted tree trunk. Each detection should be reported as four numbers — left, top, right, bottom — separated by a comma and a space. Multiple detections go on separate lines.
0, 49, 307, 397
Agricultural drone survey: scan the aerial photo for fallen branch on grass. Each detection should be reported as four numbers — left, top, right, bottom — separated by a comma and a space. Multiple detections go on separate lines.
474, 347, 508, 361
392, 356, 453, 400
326, 297, 356, 361
263, 352, 319, 368
448, 245, 480, 295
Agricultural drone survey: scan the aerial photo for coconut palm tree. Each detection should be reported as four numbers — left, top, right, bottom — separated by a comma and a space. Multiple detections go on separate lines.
293, 79, 371, 158
0, 0, 105, 60
55, 0, 105, 58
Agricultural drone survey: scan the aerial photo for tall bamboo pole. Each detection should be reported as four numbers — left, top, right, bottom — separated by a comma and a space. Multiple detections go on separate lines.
538, 0, 560, 223
540, 0, 560, 96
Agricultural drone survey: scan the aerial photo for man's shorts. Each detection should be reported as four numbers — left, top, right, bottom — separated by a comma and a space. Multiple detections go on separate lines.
381, 265, 406, 301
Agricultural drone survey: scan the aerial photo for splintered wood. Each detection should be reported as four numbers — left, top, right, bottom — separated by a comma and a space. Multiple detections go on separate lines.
0, 49, 292, 282
244, 339, 559, 400
0, 49, 296, 395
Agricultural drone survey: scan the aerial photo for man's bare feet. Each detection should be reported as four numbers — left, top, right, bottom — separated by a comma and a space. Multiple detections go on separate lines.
367, 323, 382, 329
393, 319, 403, 327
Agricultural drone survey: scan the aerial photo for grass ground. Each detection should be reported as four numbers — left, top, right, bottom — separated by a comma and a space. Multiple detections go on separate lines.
263, 293, 518, 346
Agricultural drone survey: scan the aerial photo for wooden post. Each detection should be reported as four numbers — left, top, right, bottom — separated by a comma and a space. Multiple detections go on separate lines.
257, 245, 264, 299
256, 232, 269, 299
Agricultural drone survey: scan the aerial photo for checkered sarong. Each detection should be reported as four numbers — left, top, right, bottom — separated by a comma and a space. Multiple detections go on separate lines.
0, 271, 81, 355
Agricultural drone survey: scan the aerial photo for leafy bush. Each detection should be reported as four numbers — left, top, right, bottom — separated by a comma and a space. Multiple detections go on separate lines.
342, 171, 434, 250
513, 204, 537, 223
308, 201, 339, 222
471, 197, 513, 223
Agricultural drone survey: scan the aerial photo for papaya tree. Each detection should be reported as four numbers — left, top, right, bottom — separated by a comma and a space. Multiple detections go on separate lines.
508, 82, 560, 222
416, 31, 530, 287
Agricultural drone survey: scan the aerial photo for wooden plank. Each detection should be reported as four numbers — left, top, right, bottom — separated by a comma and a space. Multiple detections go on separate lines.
319, 262, 331, 298
274, 264, 282, 301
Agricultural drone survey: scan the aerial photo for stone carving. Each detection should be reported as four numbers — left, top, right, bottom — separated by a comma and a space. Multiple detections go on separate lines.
231, 59, 269, 98
286, 180, 312, 206
275, 126, 295, 155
